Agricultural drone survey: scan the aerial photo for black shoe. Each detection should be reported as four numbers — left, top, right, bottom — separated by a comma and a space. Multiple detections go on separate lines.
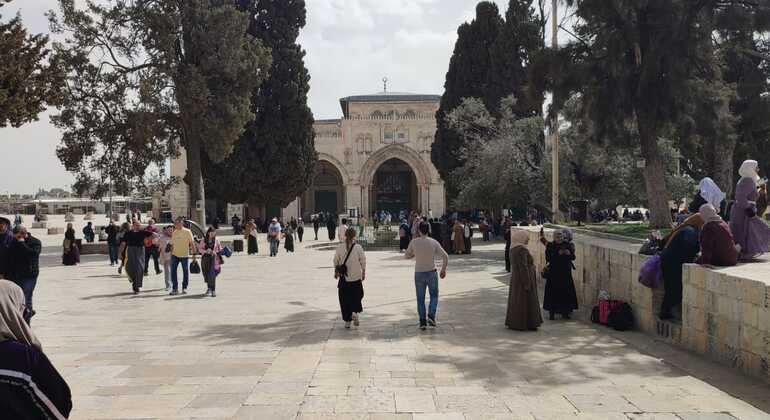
427, 317, 437, 327
419, 321, 427, 331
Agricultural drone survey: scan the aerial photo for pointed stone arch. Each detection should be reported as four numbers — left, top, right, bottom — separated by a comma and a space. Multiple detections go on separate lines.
359, 145, 432, 187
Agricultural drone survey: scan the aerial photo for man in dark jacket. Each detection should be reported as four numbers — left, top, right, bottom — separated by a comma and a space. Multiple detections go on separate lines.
0, 216, 13, 280
8, 225, 42, 324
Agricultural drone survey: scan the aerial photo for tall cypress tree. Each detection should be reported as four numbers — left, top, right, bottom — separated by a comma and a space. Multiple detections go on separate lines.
205, 0, 316, 208
487, 0, 545, 118
432, 2, 504, 196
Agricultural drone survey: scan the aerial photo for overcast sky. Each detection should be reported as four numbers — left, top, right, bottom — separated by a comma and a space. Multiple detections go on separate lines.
0, 0, 519, 194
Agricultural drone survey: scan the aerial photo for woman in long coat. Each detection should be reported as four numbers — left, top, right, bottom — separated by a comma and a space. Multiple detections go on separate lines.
729, 160, 770, 259
245, 220, 258, 255
540, 228, 578, 320
452, 220, 465, 254
506, 230, 543, 331
284, 226, 295, 253
62, 223, 80, 266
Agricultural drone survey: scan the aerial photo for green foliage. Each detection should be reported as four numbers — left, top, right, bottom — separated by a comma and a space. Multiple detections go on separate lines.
433, 2, 504, 196
447, 96, 546, 211
549, 0, 742, 227
0, 1, 63, 127
205, 0, 316, 208
50, 0, 271, 204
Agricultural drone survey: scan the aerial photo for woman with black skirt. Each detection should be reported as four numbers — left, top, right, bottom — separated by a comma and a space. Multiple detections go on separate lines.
333, 228, 366, 329
540, 227, 579, 320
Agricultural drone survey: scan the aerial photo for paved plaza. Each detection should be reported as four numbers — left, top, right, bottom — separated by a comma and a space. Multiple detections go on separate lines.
29, 234, 770, 419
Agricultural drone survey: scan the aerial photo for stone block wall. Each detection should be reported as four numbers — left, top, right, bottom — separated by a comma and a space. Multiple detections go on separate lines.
681, 265, 770, 381
517, 227, 770, 383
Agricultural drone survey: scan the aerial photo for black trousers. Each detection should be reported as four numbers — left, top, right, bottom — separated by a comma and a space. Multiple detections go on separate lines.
661, 260, 683, 316
144, 246, 160, 274
338, 280, 364, 322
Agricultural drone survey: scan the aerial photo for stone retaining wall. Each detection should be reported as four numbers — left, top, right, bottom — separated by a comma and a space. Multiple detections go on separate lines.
518, 227, 770, 383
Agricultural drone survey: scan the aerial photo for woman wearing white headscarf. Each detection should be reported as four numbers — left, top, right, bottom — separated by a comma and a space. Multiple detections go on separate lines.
729, 160, 770, 259
505, 230, 543, 331
688, 177, 726, 214
0, 280, 72, 418
697, 204, 738, 267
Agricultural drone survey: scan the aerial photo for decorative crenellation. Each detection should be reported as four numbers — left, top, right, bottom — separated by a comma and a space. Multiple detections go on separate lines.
345, 110, 435, 121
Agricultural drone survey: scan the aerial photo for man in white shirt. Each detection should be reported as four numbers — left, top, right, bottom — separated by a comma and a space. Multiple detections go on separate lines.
405, 222, 449, 330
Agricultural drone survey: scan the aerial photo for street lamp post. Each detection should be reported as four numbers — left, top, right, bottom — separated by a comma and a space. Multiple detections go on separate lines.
550, 0, 560, 223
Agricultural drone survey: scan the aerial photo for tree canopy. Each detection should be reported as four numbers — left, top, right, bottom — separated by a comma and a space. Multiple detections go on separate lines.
50, 0, 271, 222
205, 0, 316, 209
0, 0, 63, 128
548, 0, 769, 227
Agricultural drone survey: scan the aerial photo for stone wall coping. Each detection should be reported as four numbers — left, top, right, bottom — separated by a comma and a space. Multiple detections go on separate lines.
515, 226, 770, 286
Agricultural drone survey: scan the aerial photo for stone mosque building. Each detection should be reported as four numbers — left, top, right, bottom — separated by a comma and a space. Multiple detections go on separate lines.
168, 89, 446, 222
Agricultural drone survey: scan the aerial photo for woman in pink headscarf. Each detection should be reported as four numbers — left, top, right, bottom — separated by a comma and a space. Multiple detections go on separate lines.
505, 230, 543, 331
729, 160, 770, 259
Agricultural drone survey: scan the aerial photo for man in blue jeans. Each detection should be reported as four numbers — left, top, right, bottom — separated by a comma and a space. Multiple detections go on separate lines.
405, 222, 449, 330
169, 217, 195, 295
268, 218, 282, 257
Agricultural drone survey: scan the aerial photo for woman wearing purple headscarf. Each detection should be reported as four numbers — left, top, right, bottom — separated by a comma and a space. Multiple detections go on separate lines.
729, 160, 770, 259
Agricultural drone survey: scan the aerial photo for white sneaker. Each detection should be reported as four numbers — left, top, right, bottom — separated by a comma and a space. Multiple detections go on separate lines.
344, 321, 351, 329
352, 313, 360, 326
204, 290, 211, 297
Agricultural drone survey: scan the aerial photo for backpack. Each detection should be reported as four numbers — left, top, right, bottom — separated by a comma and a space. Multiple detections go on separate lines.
608, 302, 634, 331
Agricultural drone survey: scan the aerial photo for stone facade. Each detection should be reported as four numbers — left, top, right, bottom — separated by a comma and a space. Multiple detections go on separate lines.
300, 92, 446, 220
168, 92, 446, 222
518, 227, 770, 384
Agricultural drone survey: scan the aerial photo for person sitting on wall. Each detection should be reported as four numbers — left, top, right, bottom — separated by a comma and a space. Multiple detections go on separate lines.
659, 214, 704, 320
697, 204, 738, 267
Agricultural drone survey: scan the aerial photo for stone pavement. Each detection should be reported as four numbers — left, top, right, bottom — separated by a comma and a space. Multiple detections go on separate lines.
30, 235, 770, 419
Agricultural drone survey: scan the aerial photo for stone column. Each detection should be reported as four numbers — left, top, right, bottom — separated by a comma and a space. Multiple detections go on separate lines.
360, 185, 370, 217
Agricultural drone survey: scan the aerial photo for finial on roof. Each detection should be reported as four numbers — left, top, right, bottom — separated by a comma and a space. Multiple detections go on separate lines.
382, 77, 388, 93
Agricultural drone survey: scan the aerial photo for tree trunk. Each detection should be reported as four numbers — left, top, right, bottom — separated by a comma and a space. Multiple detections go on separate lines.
710, 137, 736, 199
185, 133, 206, 227
637, 114, 671, 229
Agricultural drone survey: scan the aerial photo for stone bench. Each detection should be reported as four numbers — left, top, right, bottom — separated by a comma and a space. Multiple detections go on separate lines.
31, 222, 48, 229
80, 242, 108, 255
47, 227, 65, 235
517, 227, 770, 384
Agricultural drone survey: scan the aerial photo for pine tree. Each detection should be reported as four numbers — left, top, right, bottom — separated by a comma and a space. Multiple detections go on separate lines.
51, 0, 271, 223
432, 2, 504, 197
205, 0, 316, 209
0, 1, 62, 127
551, 0, 757, 228
487, 0, 545, 118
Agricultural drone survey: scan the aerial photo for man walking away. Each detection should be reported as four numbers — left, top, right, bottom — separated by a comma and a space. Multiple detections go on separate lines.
268, 218, 282, 257
405, 222, 449, 330
105, 220, 120, 266
170, 217, 195, 295
8, 226, 41, 324
312, 215, 320, 240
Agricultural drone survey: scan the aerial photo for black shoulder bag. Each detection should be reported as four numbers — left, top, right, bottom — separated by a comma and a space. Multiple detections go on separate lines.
335, 243, 355, 288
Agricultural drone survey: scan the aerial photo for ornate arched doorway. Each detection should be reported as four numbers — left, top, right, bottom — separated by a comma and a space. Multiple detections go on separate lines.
370, 158, 418, 216
302, 160, 345, 219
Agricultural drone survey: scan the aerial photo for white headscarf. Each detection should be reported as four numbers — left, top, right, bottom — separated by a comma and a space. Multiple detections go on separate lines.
697, 177, 725, 209
0, 280, 42, 350
739, 160, 760, 182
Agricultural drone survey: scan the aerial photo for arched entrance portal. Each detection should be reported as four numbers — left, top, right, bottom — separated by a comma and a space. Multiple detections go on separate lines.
371, 158, 418, 216
302, 160, 345, 218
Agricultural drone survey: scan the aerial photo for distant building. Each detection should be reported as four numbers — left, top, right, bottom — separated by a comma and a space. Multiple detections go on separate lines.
168, 90, 447, 222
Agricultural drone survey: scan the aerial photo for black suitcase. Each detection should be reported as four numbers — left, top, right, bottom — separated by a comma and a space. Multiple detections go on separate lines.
233, 239, 244, 253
